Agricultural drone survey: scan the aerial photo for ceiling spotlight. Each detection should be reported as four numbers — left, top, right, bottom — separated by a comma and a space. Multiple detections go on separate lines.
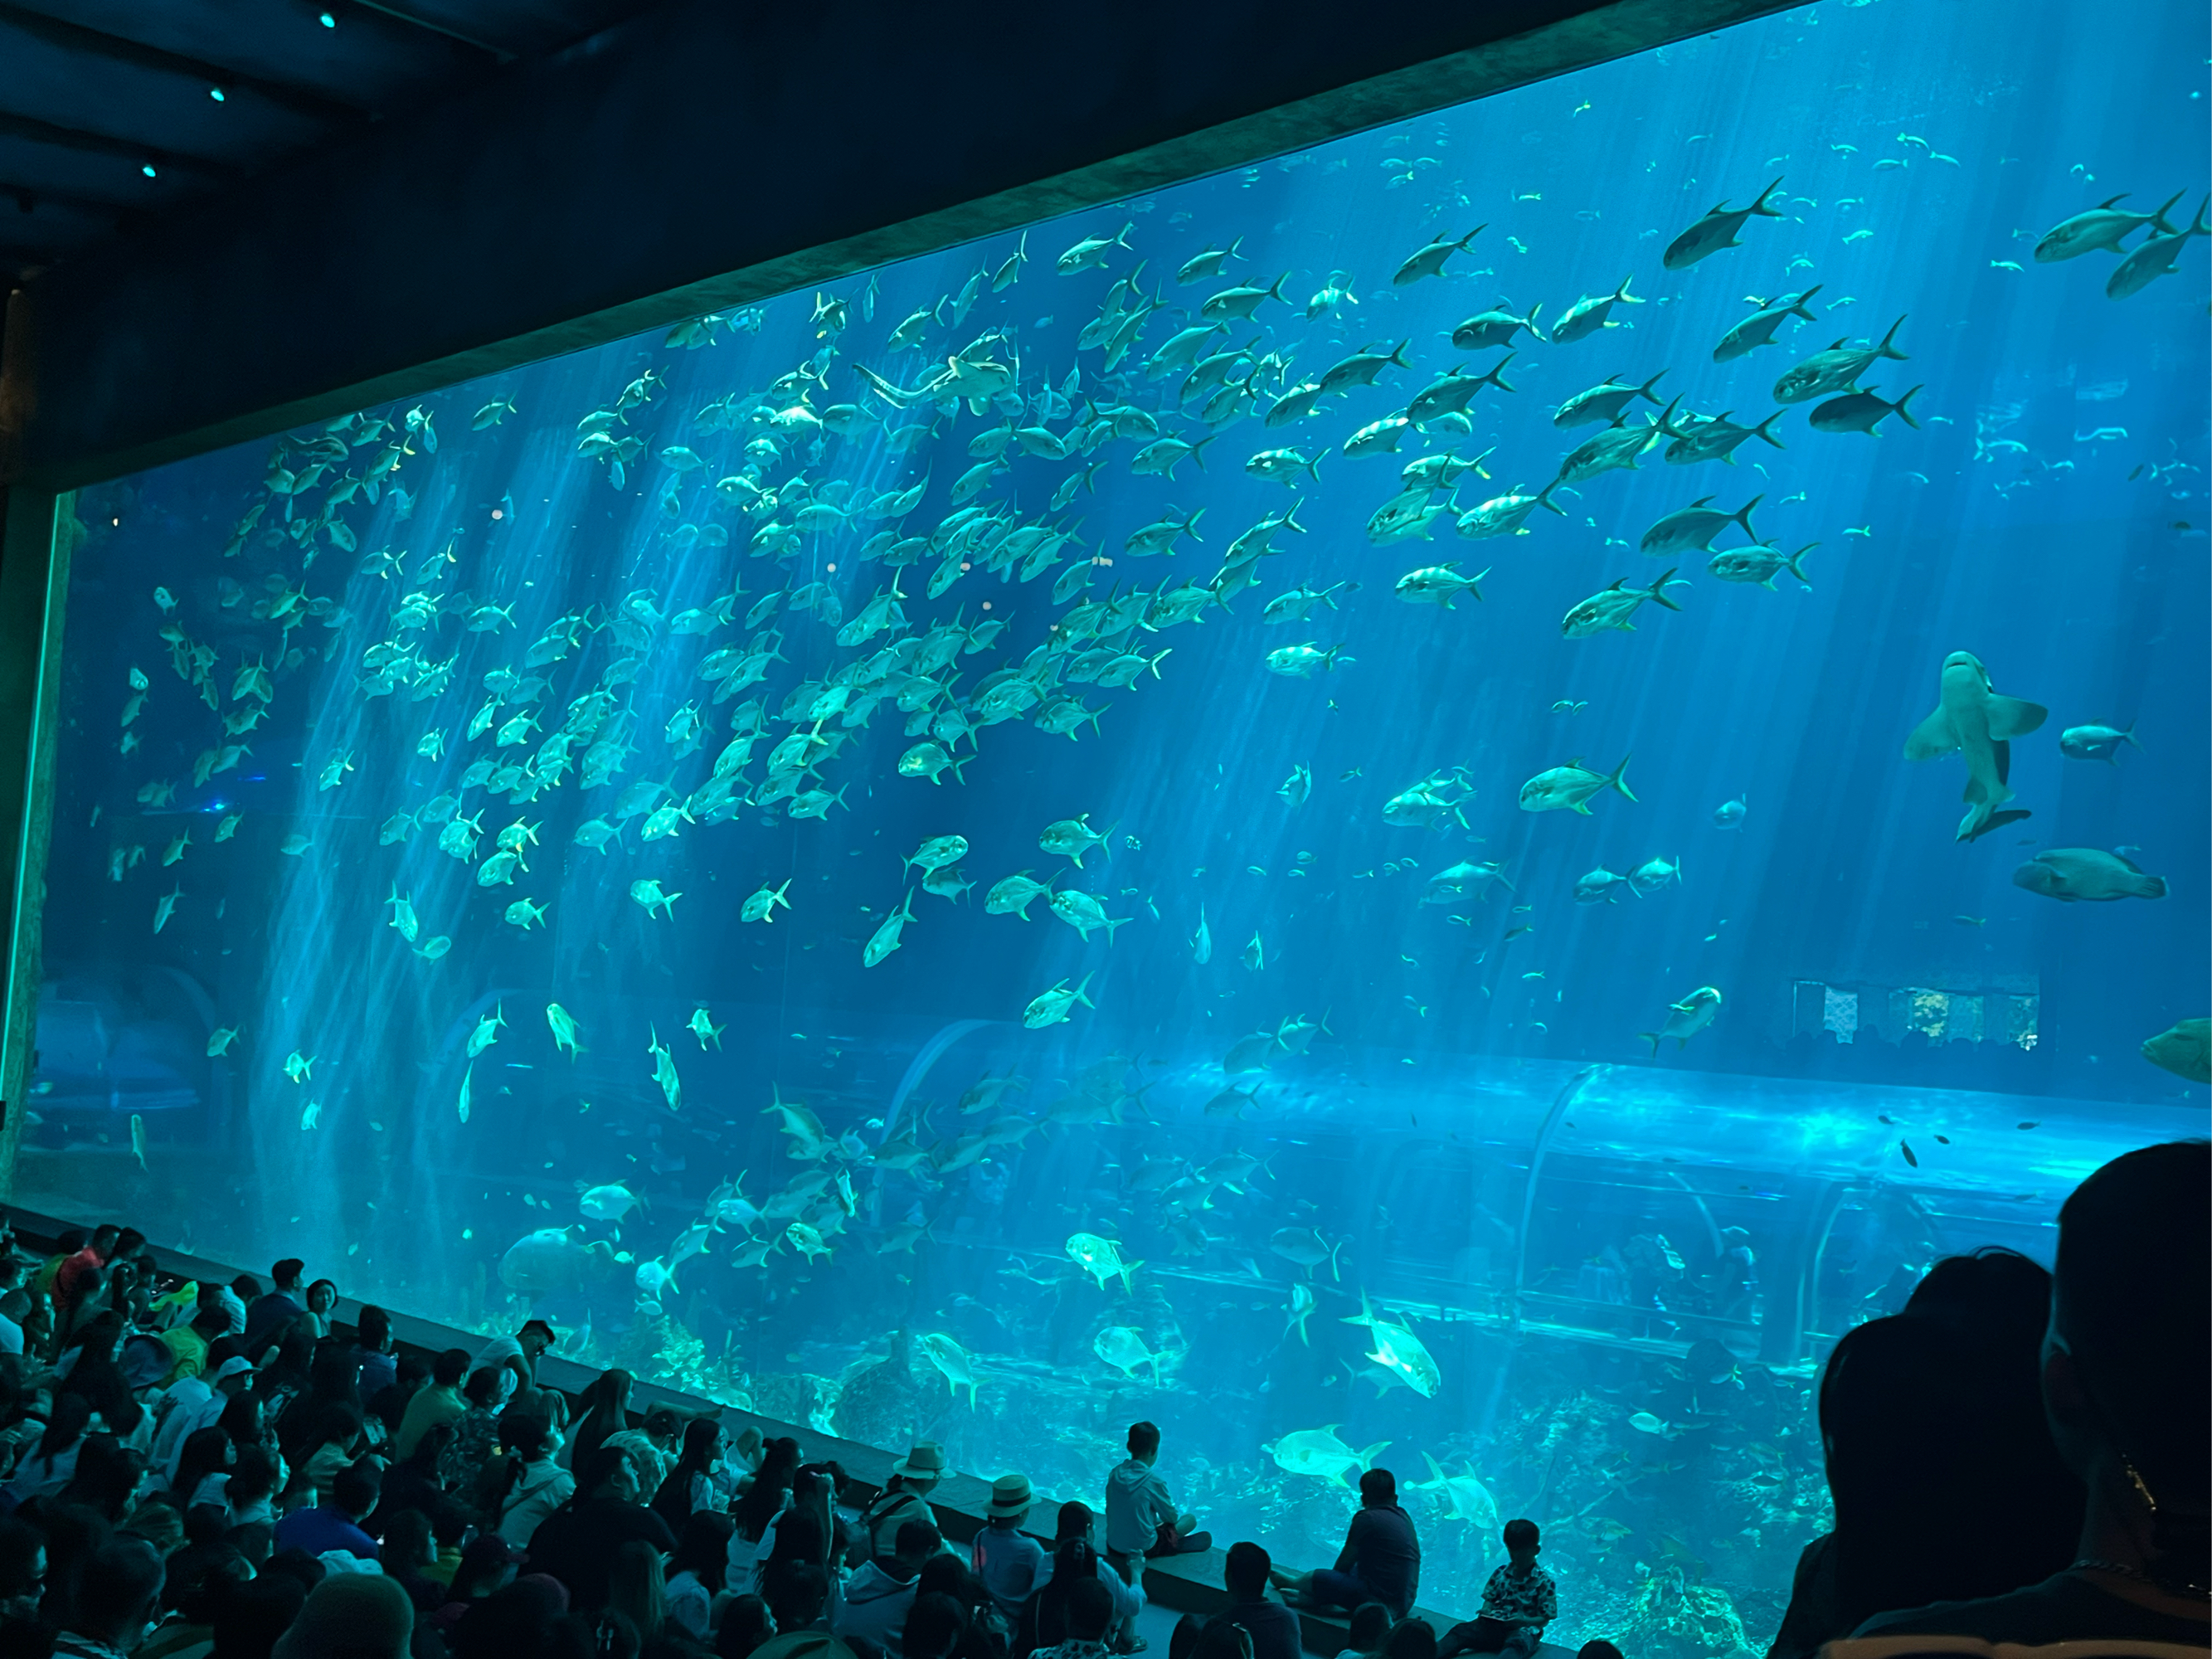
318, 10, 336, 25
141, 163, 158, 178
209, 86, 226, 101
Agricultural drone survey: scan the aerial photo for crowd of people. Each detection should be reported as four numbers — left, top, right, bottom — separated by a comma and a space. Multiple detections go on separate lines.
0, 1141, 2196, 1659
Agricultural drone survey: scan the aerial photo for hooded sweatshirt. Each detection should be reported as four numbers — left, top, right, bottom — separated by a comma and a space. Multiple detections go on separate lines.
1105, 1457, 1177, 1555
834, 1559, 919, 1652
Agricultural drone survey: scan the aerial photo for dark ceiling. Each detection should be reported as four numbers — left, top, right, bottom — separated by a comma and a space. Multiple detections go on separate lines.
0, 0, 663, 280
2, 0, 1802, 489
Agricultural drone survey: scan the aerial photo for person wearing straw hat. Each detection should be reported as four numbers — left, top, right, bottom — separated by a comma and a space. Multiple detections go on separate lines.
861, 1441, 946, 1565
974, 1473, 1049, 1619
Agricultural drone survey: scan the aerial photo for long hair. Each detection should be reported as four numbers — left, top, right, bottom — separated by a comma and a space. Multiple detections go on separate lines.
1051, 1530, 1097, 1585
58, 1316, 142, 1437
605, 1538, 664, 1641
56, 1434, 140, 1520
669, 1511, 735, 1596
1032, 1530, 1099, 1651
650, 1418, 721, 1530
571, 1370, 634, 1471
302, 1343, 364, 1414
732, 1438, 800, 1543
31, 1391, 94, 1467
286, 1401, 363, 1472
171, 1427, 234, 1508
216, 1391, 264, 1457
759, 1506, 827, 1579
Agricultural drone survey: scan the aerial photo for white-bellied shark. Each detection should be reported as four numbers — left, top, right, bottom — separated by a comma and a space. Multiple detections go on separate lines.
1903, 650, 2049, 842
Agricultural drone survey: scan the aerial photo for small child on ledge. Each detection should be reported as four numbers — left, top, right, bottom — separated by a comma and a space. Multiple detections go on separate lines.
1437, 1518, 1557, 1659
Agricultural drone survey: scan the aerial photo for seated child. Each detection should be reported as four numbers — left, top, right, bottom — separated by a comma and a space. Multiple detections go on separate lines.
1437, 1520, 1555, 1659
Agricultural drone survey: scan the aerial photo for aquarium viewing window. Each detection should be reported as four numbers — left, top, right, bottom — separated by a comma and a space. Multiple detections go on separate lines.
1789, 980, 2039, 1048
8, 0, 2207, 1650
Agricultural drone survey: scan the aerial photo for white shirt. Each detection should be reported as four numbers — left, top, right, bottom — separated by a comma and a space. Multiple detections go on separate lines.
727, 1493, 790, 1586
186, 1472, 229, 1509
472, 1336, 526, 1404
496, 1460, 576, 1547
191, 1472, 275, 1530
151, 1379, 221, 1481
0, 1313, 22, 1356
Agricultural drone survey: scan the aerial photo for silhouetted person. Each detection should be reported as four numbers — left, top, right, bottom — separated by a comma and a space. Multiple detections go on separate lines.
904, 1592, 967, 1659
53, 1535, 163, 1657
1769, 1248, 2087, 1656
1211, 1544, 1299, 1659
1032, 1574, 1115, 1659
273, 1571, 414, 1659
240, 1259, 308, 1360
1332, 1602, 1395, 1659
1271, 1468, 1421, 1617
1840, 1141, 2210, 1648
527, 1446, 678, 1614
1023, 1502, 1142, 1657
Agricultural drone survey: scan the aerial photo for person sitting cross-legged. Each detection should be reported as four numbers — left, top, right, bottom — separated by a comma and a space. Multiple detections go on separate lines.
1271, 1468, 1421, 1618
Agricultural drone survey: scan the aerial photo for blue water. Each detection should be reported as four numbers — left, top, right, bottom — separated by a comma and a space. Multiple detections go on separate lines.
27, 1, 2210, 1647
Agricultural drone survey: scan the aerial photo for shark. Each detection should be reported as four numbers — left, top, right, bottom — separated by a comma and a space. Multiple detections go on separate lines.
854, 348, 1015, 415
1903, 651, 2049, 841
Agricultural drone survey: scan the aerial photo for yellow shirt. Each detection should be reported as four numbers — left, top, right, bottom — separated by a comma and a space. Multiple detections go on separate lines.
393, 1383, 465, 1459
160, 1326, 209, 1387
423, 1543, 462, 1587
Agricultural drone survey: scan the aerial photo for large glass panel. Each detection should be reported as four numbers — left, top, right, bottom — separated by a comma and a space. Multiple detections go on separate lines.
22, 0, 2207, 1646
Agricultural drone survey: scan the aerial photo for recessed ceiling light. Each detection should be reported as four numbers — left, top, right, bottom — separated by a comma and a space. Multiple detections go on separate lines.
209, 87, 226, 101
318, 10, 336, 25
141, 163, 158, 178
